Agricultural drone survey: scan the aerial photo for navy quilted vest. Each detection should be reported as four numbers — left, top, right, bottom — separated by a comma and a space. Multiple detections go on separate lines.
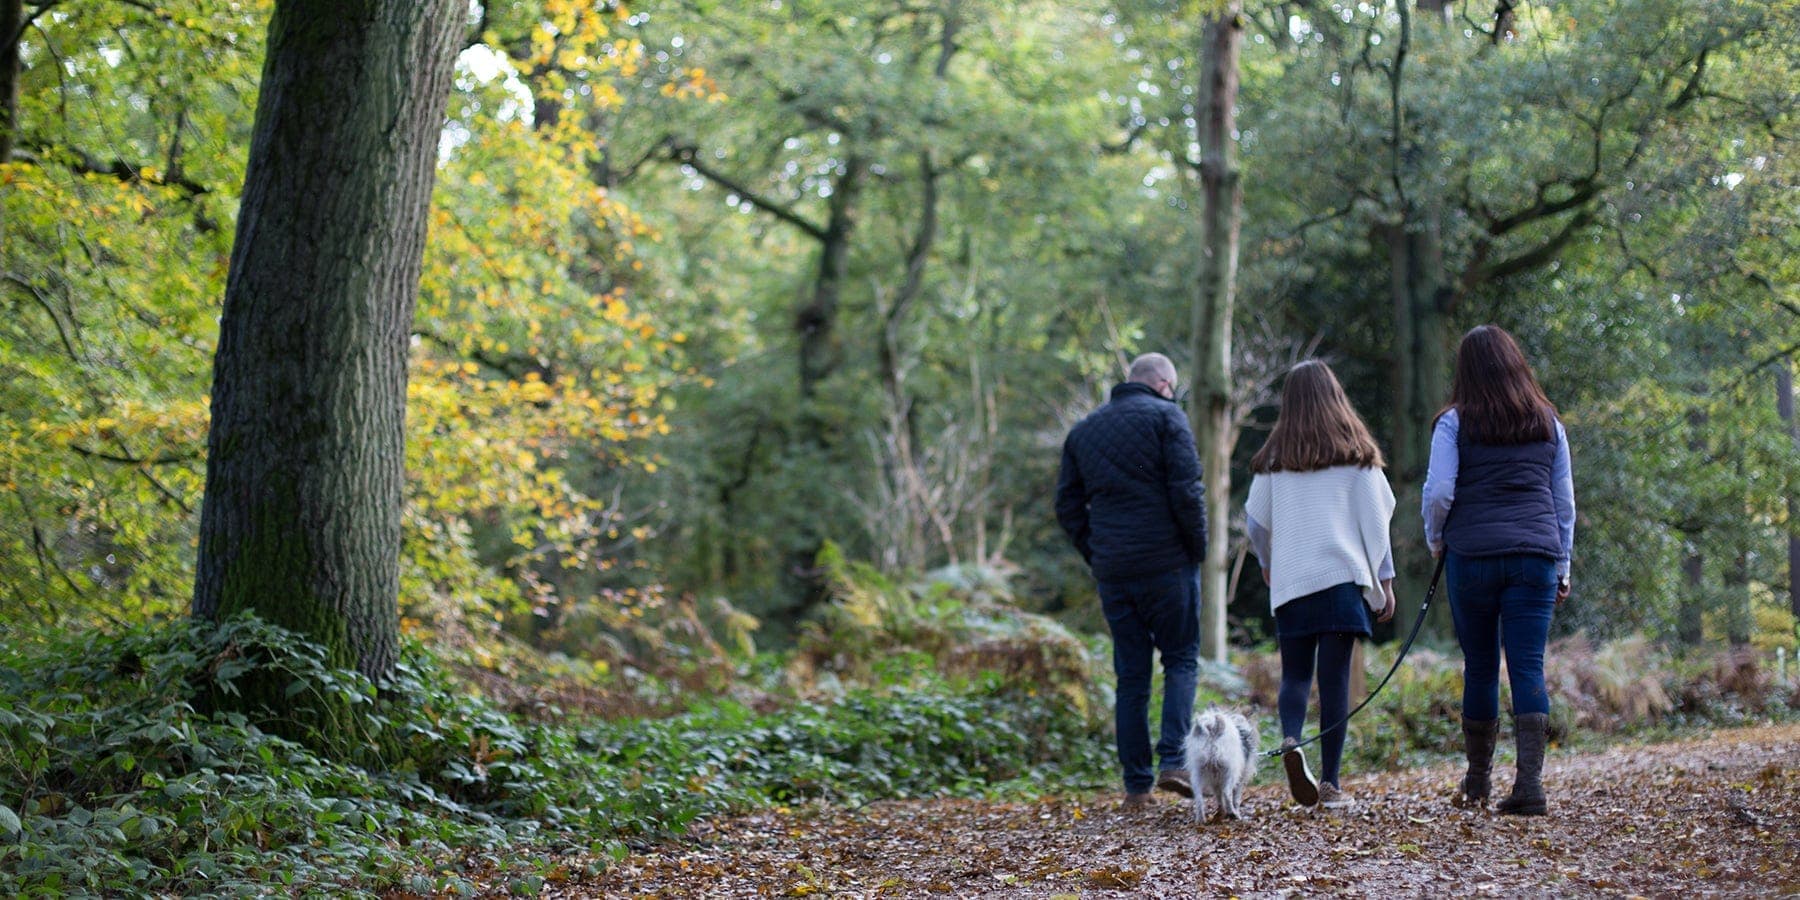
1442, 424, 1560, 559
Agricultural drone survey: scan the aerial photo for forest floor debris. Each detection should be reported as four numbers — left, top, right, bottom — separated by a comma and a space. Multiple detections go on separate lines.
555, 723, 1799, 898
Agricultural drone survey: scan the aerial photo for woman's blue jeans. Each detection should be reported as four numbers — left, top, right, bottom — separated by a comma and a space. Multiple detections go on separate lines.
1447, 552, 1558, 719
1097, 564, 1200, 794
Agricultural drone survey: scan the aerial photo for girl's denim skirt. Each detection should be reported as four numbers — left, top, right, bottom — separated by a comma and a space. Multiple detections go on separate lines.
1275, 581, 1372, 639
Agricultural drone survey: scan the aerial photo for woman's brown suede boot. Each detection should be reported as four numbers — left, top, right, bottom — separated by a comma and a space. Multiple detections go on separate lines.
1497, 712, 1549, 816
1455, 717, 1499, 808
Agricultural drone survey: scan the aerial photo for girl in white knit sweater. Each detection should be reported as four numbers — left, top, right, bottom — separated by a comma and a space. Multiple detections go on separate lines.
1245, 360, 1397, 810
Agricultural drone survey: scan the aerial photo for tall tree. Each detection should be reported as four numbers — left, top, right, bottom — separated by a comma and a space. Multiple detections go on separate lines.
0, 0, 21, 172
1782, 358, 1800, 624
1677, 409, 1709, 647
1188, 1, 1243, 664
192, 0, 464, 685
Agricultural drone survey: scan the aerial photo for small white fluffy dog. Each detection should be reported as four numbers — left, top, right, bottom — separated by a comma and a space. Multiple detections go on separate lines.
1183, 706, 1259, 822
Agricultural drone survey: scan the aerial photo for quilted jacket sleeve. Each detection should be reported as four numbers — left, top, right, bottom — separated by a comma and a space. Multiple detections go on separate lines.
1161, 406, 1208, 562
1054, 437, 1093, 564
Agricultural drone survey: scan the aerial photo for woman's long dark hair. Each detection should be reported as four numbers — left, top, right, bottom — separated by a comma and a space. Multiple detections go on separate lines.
1250, 359, 1386, 473
1440, 325, 1556, 444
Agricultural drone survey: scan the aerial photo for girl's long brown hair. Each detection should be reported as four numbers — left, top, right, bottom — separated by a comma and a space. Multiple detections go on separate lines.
1250, 360, 1386, 473
1440, 324, 1556, 444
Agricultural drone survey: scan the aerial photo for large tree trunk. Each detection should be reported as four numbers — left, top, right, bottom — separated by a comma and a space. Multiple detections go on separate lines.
1725, 449, 1752, 646
0, 0, 22, 179
1677, 409, 1708, 647
1188, 3, 1243, 665
1779, 358, 1799, 625
193, 0, 463, 691
1725, 547, 1752, 647
1679, 550, 1705, 646
1384, 1, 1457, 639
1386, 217, 1454, 635
797, 155, 865, 400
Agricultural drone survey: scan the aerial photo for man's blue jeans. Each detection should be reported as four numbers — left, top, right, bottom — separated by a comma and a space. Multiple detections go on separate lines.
1097, 564, 1201, 794
1447, 552, 1558, 720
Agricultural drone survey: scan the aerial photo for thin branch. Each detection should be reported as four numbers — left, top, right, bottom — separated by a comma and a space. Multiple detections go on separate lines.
13, 144, 210, 196
772, 84, 856, 134
1611, 222, 1661, 281
1465, 208, 1594, 286
667, 141, 828, 241
66, 443, 195, 466
1484, 175, 1600, 237
1667, 46, 1708, 112
1279, 199, 1358, 241
3, 270, 80, 362
1100, 118, 1150, 155
1717, 340, 1800, 397
20, 0, 229, 47
414, 326, 545, 381
1385, 0, 1410, 211
13, 0, 60, 46
134, 466, 193, 514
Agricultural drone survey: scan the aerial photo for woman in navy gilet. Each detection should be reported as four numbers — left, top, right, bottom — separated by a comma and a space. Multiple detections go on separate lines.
1422, 325, 1575, 817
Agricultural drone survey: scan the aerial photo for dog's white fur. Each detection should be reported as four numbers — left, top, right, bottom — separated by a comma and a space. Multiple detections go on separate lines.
1183, 706, 1258, 822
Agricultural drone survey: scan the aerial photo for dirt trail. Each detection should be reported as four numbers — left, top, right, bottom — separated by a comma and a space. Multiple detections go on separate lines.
572, 724, 1800, 898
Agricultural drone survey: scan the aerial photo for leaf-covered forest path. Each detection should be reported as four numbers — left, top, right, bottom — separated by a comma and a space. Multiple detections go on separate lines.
564, 724, 1799, 898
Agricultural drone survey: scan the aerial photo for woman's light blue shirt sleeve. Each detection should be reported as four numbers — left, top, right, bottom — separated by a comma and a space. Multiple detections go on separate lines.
1421, 409, 1458, 554
1247, 511, 1271, 570
1552, 419, 1575, 579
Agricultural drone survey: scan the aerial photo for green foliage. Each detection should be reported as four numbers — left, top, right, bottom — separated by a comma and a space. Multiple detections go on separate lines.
0, 1, 260, 635
0, 615, 1110, 896
0, 0, 691, 652
801, 542, 1114, 722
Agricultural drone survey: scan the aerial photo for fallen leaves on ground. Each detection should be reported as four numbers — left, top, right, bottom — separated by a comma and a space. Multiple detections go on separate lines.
541, 724, 1800, 898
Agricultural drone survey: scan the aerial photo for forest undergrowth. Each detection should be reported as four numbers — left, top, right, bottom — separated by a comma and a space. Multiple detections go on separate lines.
3, 568, 1795, 897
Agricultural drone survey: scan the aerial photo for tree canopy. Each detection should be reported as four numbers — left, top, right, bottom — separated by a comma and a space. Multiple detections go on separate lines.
2, 0, 1795, 657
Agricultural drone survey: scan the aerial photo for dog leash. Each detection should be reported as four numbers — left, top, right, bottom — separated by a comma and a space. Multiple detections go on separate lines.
1260, 552, 1448, 759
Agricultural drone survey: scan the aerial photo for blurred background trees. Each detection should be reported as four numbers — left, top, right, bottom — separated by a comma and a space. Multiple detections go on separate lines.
2, 0, 1795, 662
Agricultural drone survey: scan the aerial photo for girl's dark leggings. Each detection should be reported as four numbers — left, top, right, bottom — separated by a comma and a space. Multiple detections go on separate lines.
1278, 632, 1357, 785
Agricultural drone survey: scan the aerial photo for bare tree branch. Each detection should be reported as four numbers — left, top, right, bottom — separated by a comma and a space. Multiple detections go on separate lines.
667, 140, 829, 241
1465, 208, 1594, 287
13, 144, 210, 196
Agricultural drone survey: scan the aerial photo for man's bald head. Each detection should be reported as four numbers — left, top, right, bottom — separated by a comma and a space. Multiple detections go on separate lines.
1127, 353, 1177, 399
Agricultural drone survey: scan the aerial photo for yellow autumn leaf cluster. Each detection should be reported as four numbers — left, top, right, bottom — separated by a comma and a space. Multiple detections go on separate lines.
3, 0, 710, 638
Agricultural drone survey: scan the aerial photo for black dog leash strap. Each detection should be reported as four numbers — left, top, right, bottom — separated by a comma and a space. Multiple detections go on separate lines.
1261, 553, 1448, 759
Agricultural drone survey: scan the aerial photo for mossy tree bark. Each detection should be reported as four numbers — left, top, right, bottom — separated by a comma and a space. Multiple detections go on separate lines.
191, 0, 464, 722
1187, 2, 1243, 665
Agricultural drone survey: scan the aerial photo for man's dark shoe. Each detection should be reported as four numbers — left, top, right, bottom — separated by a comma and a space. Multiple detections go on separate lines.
1281, 737, 1319, 807
1122, 791, 1154, 810
1156, 767, 1194, 798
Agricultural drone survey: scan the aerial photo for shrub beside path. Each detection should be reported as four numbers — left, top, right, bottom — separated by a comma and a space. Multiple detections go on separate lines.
561, 724, 1799, 897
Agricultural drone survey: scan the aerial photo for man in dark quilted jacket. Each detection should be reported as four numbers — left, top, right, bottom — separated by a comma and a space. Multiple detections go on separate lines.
1055, 352, 1207, 807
